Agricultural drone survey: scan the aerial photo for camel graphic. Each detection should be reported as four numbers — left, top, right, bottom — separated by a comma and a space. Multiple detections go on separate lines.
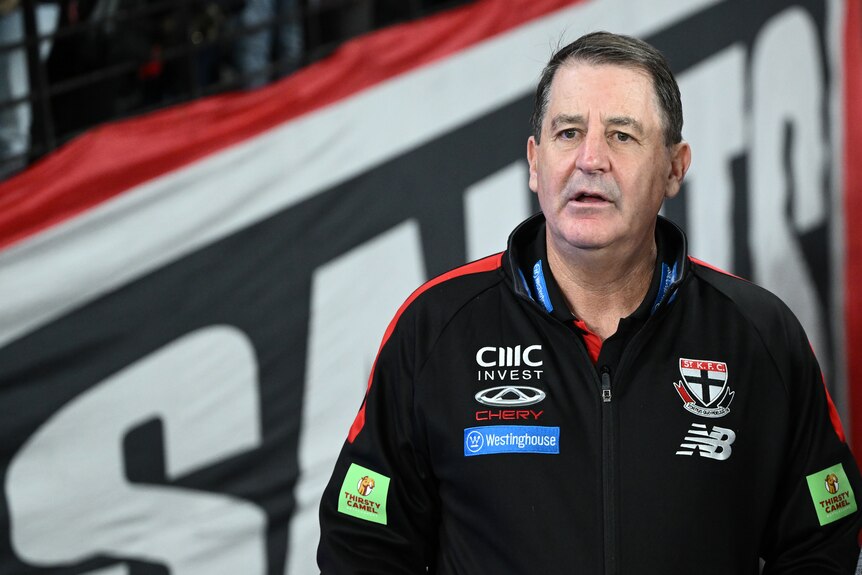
358, 476, 375, 496
825, 473, 840, 495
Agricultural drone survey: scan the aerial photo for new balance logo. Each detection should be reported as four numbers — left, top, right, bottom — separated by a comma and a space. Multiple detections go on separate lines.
676, 423, 736, 461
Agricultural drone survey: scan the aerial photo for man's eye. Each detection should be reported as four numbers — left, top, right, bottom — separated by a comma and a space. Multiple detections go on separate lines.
613, 132, 632, 142
560, 129, 578, 140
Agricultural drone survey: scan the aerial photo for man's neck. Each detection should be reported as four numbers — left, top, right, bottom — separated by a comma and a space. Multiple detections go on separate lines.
546, 231, 657, 341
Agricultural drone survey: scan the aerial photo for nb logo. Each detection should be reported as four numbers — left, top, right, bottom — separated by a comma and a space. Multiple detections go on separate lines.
675, 423, 736, 461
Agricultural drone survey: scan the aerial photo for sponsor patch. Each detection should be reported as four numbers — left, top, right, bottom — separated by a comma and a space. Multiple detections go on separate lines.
673, 358, 734, 418
806, 463, 857, 526
475, 385, 545, 407
475, 408, 543, 421
337, 463, 391, 525
464, 425, 559, 456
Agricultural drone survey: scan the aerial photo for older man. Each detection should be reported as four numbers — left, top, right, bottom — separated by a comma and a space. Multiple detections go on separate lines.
318, 31, 862, 574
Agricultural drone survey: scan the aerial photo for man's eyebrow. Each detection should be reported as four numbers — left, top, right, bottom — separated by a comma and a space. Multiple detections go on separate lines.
549, 114, 585, 132
605, 116, 645, 134
548, 114, 646, 135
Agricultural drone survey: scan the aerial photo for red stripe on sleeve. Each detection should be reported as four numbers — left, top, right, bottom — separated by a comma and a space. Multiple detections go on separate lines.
824, 378, 847, 444
812, 342, 847, 443
347, 252, 503, 443
688, 256, 745, 280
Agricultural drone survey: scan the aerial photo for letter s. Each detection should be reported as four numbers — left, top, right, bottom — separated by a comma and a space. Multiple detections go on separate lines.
5, 326, 266, 574
476, 346, 497, 367
749, 7, 830, 364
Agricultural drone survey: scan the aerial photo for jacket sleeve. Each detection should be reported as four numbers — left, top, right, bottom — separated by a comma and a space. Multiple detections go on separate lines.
760, 310, 862, 574
317, 307, 438, 574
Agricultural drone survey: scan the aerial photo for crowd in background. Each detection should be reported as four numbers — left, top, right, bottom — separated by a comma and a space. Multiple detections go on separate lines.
0, 0, 471, 181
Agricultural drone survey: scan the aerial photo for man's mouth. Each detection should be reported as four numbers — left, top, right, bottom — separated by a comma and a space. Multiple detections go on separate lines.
571, 190, 611, 204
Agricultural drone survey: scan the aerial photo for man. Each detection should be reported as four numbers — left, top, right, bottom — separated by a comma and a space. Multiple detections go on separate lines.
318, 31, 862, 573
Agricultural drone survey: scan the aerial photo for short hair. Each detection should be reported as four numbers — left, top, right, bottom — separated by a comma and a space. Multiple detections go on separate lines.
530, 31, 683, 146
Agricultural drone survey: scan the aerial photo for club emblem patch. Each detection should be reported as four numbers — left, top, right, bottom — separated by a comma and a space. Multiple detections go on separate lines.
673, 358, 734, 418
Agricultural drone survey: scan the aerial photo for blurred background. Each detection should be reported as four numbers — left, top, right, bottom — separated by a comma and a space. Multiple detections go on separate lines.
0, 0, 466, 179
0, 0, 859, 573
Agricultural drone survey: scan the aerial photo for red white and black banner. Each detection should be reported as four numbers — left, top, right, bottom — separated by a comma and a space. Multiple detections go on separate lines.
0, 0, 858, 573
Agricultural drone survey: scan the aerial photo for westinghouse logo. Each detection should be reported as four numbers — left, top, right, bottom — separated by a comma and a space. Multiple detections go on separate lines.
475, 345, 543, 382
463, 425, 559, 457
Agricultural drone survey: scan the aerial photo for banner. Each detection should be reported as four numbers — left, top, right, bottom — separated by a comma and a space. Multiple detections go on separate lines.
0, 0, 856, 573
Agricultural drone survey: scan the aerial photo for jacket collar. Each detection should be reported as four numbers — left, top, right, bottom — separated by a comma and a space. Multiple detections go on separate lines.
504, 212, 689, 319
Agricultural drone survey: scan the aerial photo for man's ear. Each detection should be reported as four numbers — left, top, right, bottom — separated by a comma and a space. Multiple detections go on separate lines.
665, 140, 691, 199
527, 136, 539, 193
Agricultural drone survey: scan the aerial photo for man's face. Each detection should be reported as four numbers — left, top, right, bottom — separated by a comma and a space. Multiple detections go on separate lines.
527, 62, 690, 258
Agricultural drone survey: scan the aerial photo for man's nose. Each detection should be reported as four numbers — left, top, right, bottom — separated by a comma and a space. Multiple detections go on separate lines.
575, 129, 610, 173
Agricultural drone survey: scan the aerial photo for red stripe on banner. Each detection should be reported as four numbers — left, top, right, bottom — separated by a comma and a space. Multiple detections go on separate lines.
0, 0, 586, 252
347, 252, 503, 443
845, 0, 862, 455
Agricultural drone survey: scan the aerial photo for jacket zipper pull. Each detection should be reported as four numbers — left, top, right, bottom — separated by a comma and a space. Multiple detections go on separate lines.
601, 366, 612, 403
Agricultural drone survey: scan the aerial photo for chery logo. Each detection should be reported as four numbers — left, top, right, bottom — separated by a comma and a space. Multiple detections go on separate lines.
474, 386, 546, 407
475, 345, 542, 367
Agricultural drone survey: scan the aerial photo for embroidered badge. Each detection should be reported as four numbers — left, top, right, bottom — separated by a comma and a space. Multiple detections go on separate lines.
806, 463, 857, 526
337, 463, 391, 525
464, 425, 559, 456
673, 358, 734, 418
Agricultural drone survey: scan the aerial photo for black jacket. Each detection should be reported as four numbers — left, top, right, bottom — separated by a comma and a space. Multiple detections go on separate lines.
318, 214, 862, 574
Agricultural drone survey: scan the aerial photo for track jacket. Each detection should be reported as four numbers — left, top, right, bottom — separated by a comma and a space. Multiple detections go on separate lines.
318, 213, 862, 574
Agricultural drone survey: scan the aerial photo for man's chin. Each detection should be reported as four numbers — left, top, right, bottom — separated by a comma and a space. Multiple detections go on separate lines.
553, 233, 613, 254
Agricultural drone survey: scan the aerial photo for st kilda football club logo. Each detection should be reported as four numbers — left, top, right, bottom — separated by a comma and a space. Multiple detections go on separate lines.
673, 358, 734, 418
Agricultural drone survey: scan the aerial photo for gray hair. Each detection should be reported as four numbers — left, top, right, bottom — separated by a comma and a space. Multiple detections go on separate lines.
530, 31, 683, 146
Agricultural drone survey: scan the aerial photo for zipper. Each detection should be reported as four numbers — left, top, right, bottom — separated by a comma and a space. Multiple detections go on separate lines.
600, 365, 617, 575
596, 319, 661, 574
601, 367, 612, 403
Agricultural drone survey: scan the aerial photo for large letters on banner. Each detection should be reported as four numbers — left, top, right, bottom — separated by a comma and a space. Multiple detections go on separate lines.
7, 327, 265, 573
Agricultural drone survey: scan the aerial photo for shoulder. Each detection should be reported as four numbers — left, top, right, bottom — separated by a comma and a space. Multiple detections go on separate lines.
686, 257, 812, 383
397, 252, 506, 326
378, 252, 506, 351
688, 257, 796, 323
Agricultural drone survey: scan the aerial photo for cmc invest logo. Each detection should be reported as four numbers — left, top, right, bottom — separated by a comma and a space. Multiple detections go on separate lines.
475, 345, 542, 367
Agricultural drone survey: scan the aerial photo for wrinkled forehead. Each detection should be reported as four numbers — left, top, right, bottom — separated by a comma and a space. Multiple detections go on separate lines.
546, 61, 664, 128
